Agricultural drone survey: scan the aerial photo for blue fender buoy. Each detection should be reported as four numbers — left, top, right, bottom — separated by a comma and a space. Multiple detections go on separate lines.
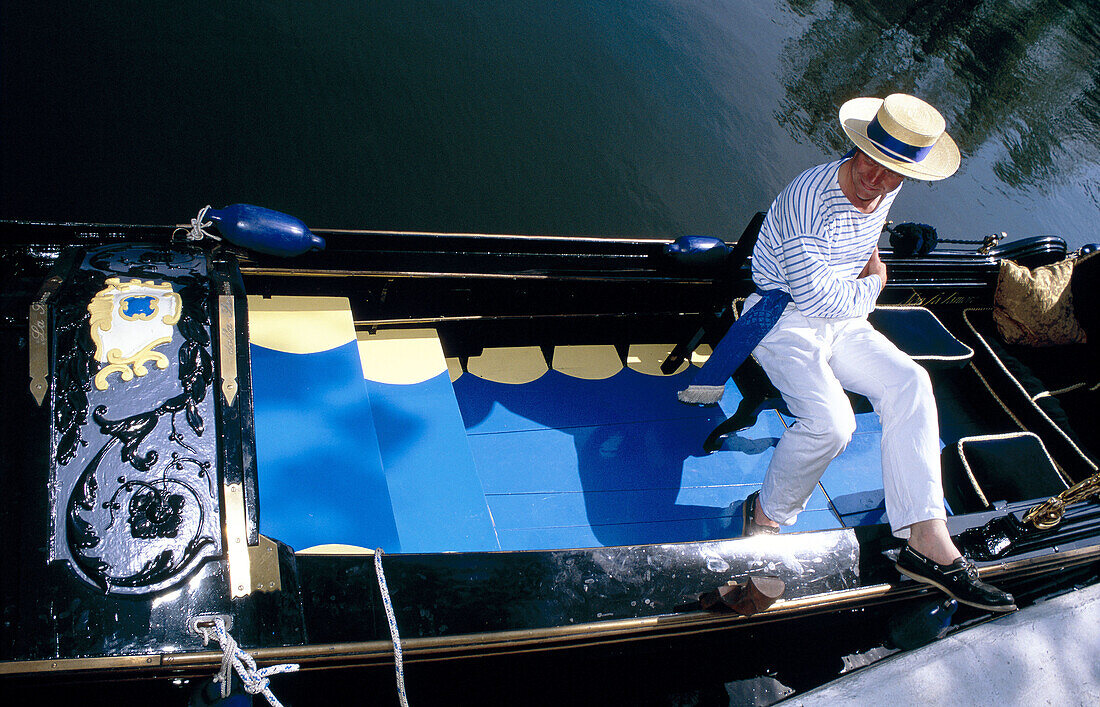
887, 597, 958, 650
205, 204, 325, 257
661, 235, 731, 272
888, 222, 938, 257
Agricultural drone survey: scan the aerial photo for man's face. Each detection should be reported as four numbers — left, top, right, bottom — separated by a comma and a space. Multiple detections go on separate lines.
850, 150, 905, 203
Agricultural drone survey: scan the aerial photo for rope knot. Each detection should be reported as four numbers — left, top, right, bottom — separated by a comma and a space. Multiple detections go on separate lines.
197, 616, 298, 707
173, 205, 221, 243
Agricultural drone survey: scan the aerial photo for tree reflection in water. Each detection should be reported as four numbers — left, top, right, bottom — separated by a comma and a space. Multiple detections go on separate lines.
776, 0, 1100, 191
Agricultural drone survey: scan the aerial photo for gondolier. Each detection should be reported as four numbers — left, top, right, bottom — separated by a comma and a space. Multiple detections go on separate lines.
733, 94, 1016, 611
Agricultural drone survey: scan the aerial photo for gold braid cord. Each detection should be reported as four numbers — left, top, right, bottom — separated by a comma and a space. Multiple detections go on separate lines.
1024, 472, 1100, 530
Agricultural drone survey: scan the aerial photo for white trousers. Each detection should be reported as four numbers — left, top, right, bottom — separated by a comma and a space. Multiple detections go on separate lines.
747, 298, 946, 538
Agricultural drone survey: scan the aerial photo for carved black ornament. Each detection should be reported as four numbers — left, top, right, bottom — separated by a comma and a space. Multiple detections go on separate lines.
50, 245, 224, 595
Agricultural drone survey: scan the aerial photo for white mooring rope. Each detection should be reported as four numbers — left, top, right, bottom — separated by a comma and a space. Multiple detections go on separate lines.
198, 616, 299, 707
173, 205, 221, 242
376, 548, 410, 707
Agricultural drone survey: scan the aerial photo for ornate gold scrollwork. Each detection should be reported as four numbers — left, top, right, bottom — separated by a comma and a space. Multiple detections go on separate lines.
1024, 472, 1100, 530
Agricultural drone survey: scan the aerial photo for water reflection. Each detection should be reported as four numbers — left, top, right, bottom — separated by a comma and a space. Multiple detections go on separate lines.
777, 0, 1100, 193
2, 1, 1098, 245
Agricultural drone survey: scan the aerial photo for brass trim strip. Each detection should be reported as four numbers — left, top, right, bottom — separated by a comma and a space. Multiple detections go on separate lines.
0, 585, 895, 676
218, 295, 238, 407
5, 543, 1098, 676
353, 311, 703, 329
0, 654, 162, 675
238, 268, 692, 283
168, 584, 902, 668
314, 228, 672, 245
247, 534, 283, 593
224, 483, 251, 598
27, 274, 63, 406
163, 542, 1100, 664
27, 299, 48, 405
977, 540, 1100, 578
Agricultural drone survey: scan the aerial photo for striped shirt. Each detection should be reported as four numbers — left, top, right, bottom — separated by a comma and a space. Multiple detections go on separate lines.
751, 158, 899, 319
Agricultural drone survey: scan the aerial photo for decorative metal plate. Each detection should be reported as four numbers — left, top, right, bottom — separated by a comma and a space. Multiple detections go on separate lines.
47, 244, 223, 595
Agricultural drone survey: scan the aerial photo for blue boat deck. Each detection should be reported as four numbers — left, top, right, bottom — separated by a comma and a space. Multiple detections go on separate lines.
453, 360, 838, 551
248, 297, 954, 554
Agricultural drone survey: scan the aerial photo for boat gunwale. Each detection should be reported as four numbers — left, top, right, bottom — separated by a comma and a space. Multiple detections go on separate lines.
0, 222, 1091, 684
2, 532, 1097, 679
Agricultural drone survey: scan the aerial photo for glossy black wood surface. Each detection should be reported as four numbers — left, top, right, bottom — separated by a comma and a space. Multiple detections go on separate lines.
300, 531, 861, 645
1, 220, 1095, 688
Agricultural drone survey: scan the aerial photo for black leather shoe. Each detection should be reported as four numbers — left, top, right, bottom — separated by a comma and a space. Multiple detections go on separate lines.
896, 545, 1016, 612
741, 491, 779, 537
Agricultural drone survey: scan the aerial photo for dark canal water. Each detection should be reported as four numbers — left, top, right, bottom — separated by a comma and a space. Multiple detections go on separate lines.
3, 1, 1100, 250
3, 1, 1099, 705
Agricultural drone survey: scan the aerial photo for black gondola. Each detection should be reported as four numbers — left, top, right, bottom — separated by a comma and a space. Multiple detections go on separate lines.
1, 213, 1097, 702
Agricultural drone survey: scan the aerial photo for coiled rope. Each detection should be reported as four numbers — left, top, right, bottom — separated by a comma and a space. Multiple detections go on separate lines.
194, 549, 407, 706
376, 548, 410, 707
198, 616, 299, 706
173, 205, 221, 242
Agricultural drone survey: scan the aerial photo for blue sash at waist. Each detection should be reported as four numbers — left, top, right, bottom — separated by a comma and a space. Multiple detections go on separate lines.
678, 289, 792, 403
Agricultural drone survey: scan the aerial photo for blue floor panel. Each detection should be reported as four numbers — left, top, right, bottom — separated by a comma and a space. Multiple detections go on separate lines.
496, 518, 726, 552
495, 504, 843, 551
465, 426, 583, 494
365, 371, 499, 552
489, 485, 746, 531
465, 415, 785, 496
252, 343, 401, 553
819, 420, 886, 517
456, 368, 710, 435
676, 483, 833, 515
679, 414, 788, 487
487, 483, 835, 536
253, 334, 905, 552
840, 507, 890, 528
455, 367, 845, 548
779, 509, 846, 533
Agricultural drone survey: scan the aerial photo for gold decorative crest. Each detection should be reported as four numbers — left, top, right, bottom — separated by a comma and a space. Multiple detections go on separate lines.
88, 278, 182, 390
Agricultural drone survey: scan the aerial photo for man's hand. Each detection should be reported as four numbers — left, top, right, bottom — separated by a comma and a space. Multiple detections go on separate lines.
859, 246, 887, 285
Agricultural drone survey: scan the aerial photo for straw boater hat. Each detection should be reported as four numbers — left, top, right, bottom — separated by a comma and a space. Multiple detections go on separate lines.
839, 94, 960, 181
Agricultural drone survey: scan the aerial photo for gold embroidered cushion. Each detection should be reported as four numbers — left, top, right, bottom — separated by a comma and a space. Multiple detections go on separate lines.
1071, 251, 1099, 345
993, 258, 1085, 346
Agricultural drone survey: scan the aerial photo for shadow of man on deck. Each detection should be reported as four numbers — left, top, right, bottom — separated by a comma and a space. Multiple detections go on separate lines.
454, 364, 781, 548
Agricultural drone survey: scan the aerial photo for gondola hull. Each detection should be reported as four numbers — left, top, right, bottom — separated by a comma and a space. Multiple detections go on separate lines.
1, 220, 1097, 696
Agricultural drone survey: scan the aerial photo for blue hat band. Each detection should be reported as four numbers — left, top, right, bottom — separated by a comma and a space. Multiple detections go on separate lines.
865, 116, 935, 164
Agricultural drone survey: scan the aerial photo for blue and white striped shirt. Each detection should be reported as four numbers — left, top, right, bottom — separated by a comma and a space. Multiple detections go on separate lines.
751, 158, 899, 319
